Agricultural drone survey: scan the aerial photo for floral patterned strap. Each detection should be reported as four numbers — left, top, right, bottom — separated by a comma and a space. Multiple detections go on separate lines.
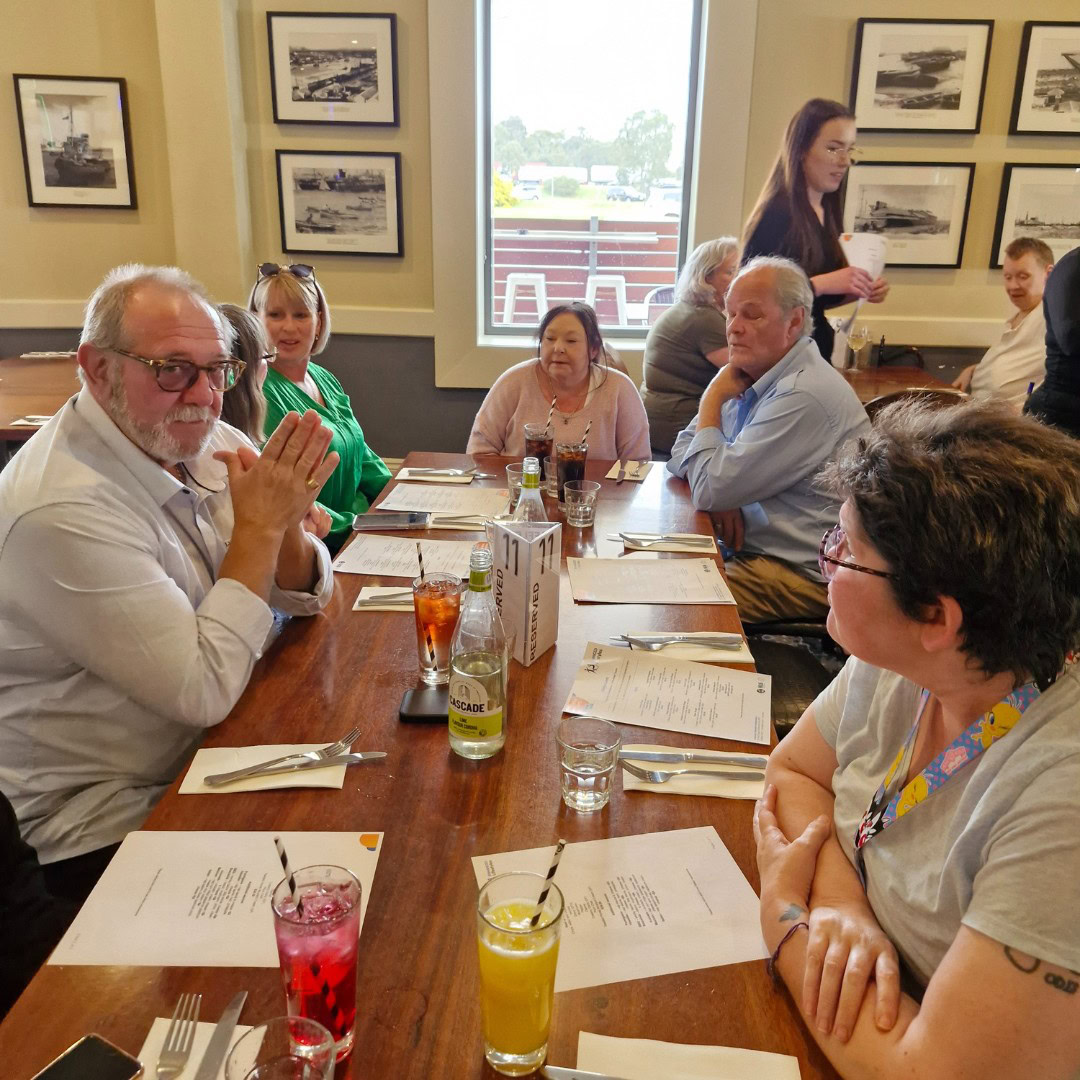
855, 682, 1041, 855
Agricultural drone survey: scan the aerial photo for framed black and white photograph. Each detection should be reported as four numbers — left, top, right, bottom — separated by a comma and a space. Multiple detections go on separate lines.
12, 73, 136, 208
991, 164, 1080, 268
267, 12, 398, 126
1009, 22, 1080, 136
276, 150, 403, 257
849, 19, 993, 134
843, 161, 975, 269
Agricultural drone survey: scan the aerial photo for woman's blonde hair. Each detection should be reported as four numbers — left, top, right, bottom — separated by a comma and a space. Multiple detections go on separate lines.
674, 237, 739, 307
247, 267, 332, 356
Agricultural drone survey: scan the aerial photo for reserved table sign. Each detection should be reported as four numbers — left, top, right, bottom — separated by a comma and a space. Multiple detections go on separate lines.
491, 519, 560, 667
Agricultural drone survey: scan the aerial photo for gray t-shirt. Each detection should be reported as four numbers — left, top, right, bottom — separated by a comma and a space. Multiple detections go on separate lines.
640, 301, 728, 453
815, 657, 1080, 989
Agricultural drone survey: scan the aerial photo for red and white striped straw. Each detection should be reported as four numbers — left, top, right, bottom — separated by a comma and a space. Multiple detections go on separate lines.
581, 420, 592, 444
530, 838, 566, 927
545, 396, 556, 432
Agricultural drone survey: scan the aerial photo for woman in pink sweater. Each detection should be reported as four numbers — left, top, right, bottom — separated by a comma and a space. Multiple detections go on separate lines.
466, 303, 652, 460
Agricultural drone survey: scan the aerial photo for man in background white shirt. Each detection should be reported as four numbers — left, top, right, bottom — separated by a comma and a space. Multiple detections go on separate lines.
0, 264, 339, 903
953, 238, 1054, 409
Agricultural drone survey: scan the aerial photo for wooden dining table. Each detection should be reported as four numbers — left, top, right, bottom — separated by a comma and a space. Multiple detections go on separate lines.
0, 453, 839, 1080
0, 353, 80, 443
841, 365, 951, 404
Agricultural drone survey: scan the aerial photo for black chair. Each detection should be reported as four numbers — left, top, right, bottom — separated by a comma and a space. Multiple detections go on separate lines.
749, 638, 833, 739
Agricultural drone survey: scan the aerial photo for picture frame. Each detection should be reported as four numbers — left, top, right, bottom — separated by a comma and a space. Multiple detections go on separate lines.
849, 19, 993, 134
276, 149, 403, 257
1009, 22, 1080, 136
12, 73, 136, 209
990, 164, 1080, 268
842, 161, 975, 269
267, 11, 399, 126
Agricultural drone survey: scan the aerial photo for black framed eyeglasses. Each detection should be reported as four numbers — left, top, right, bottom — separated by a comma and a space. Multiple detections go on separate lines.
256, 262, 315, 283
111, 348, 246, 393
818, 524, 898, 582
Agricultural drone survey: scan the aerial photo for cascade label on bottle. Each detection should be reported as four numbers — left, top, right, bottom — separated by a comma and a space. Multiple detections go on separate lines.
448, 652, 504, 740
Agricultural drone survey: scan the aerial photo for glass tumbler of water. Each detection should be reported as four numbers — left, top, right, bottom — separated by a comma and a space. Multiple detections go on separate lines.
556, 716, 621, 812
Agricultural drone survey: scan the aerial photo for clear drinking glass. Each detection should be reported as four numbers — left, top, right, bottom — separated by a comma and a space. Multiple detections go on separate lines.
523, 423, 553, 465
412, 573, 463, 685
563, 480, 600, 528
556, 716, 621, 811
504, 463, 524, 515
555, 441, 587, 503
542, 455, 557, 498
225, 1017, 335, 1080
476, 871, 564, 1076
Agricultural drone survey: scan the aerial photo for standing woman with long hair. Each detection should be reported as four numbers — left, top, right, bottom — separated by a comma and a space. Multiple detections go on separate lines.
742, 98, 889, 360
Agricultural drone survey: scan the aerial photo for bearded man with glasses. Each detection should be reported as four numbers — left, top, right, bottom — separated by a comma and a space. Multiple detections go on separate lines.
0, 264, 337, 905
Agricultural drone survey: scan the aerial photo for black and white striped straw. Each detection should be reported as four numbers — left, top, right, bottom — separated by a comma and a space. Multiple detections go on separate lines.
414, 542, 436, 663
545, 395, 557, 432
581, 420, 592, 444
415, 541, 425, 582
529, 838, 567, 928
273, 836, 348, 1038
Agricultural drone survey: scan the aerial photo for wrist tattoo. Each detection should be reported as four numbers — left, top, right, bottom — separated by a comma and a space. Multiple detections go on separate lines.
778, 903, 808, 923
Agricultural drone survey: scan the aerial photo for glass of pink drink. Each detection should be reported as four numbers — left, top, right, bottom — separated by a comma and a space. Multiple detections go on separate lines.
272, 865, 362, 1063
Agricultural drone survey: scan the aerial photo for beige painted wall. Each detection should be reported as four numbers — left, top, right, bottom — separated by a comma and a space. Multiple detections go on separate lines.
0, 1, 175, 319
746, 0, 1080, 344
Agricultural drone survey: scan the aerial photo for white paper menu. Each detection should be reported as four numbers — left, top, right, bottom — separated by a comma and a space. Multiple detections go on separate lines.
472, 827, 767, 992
567, 558, 735, 604
563, 642, 771, 745
376, 483, 510, 518
332, 533, 475, 577
50, 830, 383, 967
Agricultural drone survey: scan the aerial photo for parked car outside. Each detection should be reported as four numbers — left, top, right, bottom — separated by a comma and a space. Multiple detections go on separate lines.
605, 185, 646, 202
512, 182, 541, 201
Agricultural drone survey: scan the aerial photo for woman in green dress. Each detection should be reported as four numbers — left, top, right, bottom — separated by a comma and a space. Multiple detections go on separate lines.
248, 263, 391, 553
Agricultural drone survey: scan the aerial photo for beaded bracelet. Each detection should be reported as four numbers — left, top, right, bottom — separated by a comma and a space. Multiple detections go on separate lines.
766, 921, 809, 985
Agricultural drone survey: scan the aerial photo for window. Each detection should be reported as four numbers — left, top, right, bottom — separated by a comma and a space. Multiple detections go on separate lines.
483, 0, 703, 338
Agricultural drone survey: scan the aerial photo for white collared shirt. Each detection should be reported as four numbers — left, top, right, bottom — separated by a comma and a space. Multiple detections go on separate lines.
0, 387, 334, 863
969, 306, 1047, 409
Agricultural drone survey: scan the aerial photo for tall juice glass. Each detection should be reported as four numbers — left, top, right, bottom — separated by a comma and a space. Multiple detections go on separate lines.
272, 865, 362, 1063
476, 871, 563, 1076
412, 573, 462, 685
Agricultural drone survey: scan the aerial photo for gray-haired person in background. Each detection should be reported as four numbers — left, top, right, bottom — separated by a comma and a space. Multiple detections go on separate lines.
640, 237, 739, 456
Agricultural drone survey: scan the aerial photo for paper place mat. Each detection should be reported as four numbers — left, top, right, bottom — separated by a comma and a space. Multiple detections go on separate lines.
333, 534, 475, 577
604, 460, 653, 482
622, 631, 753, 664
620, 743, 766, 801
179, 744, 351, 793
379, 484, 509, 517
616, 533, 717, 554
139, 1017, 254, 1080
395, 468, 473, 484
352, 586, 414, 611
577, 1032, 801, 1080
568, 557, 734, 604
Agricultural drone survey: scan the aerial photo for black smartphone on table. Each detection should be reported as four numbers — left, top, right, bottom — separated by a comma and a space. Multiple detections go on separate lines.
31, 1034, 143, 1080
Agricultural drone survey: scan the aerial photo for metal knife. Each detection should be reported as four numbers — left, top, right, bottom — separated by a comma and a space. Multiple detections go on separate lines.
614, 461, 627, 484
620, 749, 769, 768
543, 1068, 634, 1080
205, 752, 387, 786
192, 990, 247, 1080
617, 632, 744, 644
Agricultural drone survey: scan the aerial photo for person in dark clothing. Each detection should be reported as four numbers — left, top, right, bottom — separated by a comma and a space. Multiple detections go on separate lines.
742, 98, 889, 360
0, 790, 77, 1018
1024, 245, 1080, 439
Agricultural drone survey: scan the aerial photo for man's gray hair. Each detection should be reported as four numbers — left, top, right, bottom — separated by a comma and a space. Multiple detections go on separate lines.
728, 255, 814, 325
79, 263, 233, 354
674, 236, 739, 307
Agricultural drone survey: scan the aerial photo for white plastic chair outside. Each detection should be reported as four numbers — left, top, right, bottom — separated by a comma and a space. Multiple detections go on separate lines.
585, 274, 628, 325
501, 273, 548, 324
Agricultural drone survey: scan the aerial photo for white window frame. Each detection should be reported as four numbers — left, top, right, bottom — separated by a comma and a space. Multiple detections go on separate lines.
428, 0, 759, 389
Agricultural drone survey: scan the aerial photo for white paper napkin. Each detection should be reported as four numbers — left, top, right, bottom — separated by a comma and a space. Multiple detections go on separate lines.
425, 515, 493, 531
179, 744, 351, 793
395, 468, 474, 484
620, 742, 767, 801
615, 532, 718, 553
138, 1017, 254, 1080
623, 631, 754, 664
604, 460, 653, 482
577, 1031, 801, 1079
9, 417, 47, 427
352, 586, 415, 611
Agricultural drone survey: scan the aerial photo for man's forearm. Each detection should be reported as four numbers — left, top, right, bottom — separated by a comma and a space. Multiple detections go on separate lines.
218, 524, 285, 603
275, 524, 320, 593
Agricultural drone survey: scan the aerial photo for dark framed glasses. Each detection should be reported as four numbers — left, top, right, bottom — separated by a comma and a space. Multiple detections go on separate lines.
111, 348, 246, 393
818, 524, 898, 582
257, 262, 315, 282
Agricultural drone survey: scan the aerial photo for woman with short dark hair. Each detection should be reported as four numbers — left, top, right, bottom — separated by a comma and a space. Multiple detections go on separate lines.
754, 399, 1080, 1079
466, 302, 651, 460
742, 98, 889, 360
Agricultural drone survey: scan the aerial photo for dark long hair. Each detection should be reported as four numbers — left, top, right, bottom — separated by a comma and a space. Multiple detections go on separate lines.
742, 98, 852, 276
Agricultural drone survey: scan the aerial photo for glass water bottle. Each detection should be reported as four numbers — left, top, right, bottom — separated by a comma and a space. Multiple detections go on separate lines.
512, 456, 548, 522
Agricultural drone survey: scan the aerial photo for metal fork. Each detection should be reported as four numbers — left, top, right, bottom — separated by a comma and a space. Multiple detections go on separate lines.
203, 725, 362, 786
619, 533, 714, 548
621, 635, 743, 651
156, 992, 201, 1079
621, 759, 764, 784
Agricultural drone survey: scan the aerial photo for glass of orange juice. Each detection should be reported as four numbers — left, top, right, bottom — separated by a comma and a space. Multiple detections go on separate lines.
476, 871, 564, 1076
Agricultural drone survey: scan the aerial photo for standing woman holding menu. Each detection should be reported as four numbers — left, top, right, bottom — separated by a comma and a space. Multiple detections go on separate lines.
742, 98, 889, 360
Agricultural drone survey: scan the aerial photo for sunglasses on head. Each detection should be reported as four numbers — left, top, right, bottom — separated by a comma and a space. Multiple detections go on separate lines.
256, 262, 315, 285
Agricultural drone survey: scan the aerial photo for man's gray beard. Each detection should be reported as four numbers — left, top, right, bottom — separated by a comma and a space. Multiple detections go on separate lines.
105, 372, 216, 464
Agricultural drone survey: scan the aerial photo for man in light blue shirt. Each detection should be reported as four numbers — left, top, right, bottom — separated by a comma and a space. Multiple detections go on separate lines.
668, 256, 870, 622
